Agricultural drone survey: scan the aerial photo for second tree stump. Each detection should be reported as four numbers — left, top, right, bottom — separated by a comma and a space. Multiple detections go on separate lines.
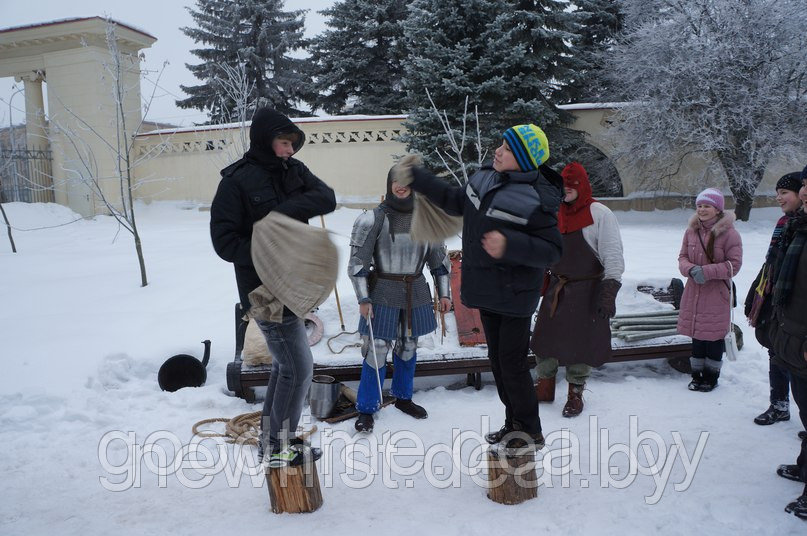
485, 448, 538, 505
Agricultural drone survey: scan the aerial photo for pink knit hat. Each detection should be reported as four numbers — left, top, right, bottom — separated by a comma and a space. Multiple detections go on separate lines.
695, 188, 724, 212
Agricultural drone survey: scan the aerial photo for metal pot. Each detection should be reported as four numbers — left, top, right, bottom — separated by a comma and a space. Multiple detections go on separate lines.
309, 374, 341, 419
158, 340, 211, 392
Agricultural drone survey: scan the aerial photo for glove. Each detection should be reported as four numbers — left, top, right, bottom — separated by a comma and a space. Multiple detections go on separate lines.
689, 266, 706, 285
598, 279, 622, 319
391, 153, 422, 187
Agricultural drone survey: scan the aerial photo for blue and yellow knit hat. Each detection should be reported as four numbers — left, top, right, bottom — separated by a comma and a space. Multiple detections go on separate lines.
502, 124, 550, 172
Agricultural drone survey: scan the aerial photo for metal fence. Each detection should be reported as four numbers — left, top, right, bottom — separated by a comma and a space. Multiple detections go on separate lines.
0, 149, 54, 203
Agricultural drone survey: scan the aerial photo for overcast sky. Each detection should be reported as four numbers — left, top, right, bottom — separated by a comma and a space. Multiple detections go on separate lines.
0, 0, 336, 127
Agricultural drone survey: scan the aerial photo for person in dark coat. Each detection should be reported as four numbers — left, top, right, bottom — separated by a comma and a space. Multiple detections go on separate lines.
746, 172, 803, 425
210, 108, 336, 467
768, 168, 807, 520
392, 124, 563, 452
531, 162, 625, 417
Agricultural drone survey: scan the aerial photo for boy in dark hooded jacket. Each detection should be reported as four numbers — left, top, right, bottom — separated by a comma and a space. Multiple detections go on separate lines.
210, 108, 336, 467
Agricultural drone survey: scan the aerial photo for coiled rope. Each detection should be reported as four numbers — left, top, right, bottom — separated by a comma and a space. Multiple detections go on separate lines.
191, 413, 317, 446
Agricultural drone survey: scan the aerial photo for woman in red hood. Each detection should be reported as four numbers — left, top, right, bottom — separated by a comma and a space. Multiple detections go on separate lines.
530, 162, 625, 417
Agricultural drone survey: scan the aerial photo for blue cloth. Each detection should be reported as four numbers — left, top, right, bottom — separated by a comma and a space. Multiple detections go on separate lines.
390, 353, 416, 400
355, 353, 418, 414
358, 303, 437, 339
356, 361, 387, 414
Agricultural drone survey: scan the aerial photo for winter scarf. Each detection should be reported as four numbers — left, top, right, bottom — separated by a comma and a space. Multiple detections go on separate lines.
774, 209, 807, 307
766, 214, 795, 264
558, 162, 595, 234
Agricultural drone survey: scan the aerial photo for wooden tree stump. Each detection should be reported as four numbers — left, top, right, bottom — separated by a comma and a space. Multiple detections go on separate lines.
486, 449, 538, 505
266, 461, 323, 514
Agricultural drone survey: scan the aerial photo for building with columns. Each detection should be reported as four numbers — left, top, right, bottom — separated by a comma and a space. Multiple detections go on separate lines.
0, 17, 154, 215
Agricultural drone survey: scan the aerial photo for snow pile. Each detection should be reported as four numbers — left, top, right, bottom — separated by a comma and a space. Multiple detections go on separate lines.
0, 202, 803, 534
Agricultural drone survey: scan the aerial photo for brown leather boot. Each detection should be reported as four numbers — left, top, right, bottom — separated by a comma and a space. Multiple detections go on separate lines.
562, 383, 585, 417
536, 376, 556, 402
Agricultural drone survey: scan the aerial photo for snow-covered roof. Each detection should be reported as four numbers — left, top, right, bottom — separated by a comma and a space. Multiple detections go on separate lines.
558, 102, 628, 111
139, 114, 410, 137
0, 16, 156, 40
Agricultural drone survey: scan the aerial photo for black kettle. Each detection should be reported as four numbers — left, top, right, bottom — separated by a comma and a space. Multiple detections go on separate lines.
158, 340, 211, 392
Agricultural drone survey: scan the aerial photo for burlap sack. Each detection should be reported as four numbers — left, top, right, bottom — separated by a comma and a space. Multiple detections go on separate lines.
410, 193, 463, 244
390, 154, 422, 187
242, 319, 272, 366
248, 211, 338, 323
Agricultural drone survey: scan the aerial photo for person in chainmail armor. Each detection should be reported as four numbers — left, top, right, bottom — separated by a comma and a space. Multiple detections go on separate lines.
348, 168, 452, 432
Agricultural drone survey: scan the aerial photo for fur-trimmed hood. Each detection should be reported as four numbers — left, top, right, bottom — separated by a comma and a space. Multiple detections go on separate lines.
687, 211, 736, 236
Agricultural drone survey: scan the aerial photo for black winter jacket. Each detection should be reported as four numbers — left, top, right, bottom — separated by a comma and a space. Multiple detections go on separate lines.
410, 163, 563, 317
769, 213, 807, 378
210, 111, 336, 310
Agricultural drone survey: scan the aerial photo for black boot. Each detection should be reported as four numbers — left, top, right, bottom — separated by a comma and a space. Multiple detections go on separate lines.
498, 423, 546, 455
688, 371, 704, 391
394, 398, 428, 419
754, 404, 790, 425
355, 412, 374, 433
777, 464, 805, 483
784, 494, 807, 520
485, 423, 513, 445
699, 364, 720, 392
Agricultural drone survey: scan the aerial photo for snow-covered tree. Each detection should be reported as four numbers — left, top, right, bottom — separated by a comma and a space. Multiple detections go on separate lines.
307, 0, 411, 115
603, 0, 807, 220
178, 0, 310, 122
401, 0, 581, 174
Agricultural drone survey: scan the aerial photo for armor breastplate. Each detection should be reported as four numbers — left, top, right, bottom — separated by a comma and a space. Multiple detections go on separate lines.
373, 217, 427, 275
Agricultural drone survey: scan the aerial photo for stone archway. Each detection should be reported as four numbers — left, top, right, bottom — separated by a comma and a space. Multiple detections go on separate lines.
565, 141, 623, 197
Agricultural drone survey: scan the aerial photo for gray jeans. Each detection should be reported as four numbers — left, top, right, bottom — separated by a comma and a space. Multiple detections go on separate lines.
255, 315, 313, 450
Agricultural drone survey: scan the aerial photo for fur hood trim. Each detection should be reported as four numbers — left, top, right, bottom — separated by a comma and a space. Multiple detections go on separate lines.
687, 211, 736, 235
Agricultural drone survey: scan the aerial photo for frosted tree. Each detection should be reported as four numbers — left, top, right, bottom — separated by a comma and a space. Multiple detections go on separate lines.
178, 0, 310, 122
401, 0, 581, 174
603, 0, 807, 220
307, 0, 411, 115
49, 21, 168, 286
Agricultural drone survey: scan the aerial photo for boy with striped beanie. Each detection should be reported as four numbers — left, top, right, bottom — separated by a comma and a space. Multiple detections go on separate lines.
390, 122, 564, 456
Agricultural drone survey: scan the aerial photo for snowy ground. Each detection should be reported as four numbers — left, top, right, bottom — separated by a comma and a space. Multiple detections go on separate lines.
1, 201, 804, 534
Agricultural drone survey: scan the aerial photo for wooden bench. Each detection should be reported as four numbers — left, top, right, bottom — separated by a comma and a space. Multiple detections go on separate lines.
226, 304, 691, 402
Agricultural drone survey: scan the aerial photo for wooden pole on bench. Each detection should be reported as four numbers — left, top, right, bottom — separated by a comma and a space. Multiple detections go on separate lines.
486, 449, 538, 505
319, 214, 345, 331
266, 461, 323, 514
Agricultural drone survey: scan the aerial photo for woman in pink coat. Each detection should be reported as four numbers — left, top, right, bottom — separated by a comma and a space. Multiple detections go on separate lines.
677, 188, 743, 391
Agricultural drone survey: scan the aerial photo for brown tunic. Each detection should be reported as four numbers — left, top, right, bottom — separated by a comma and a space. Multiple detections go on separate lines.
530, 230, 612, 367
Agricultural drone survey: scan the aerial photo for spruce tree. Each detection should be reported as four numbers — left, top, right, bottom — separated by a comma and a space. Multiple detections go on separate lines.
307, 0, 411, 115
178, 0, 310, 122
567, 0, 624, 102
561, 1, 625, 197
402, 0, 581, 174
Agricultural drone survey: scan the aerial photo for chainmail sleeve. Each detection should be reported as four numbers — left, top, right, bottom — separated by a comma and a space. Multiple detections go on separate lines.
348, 208, 383, 303
425, 242, 451, 299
